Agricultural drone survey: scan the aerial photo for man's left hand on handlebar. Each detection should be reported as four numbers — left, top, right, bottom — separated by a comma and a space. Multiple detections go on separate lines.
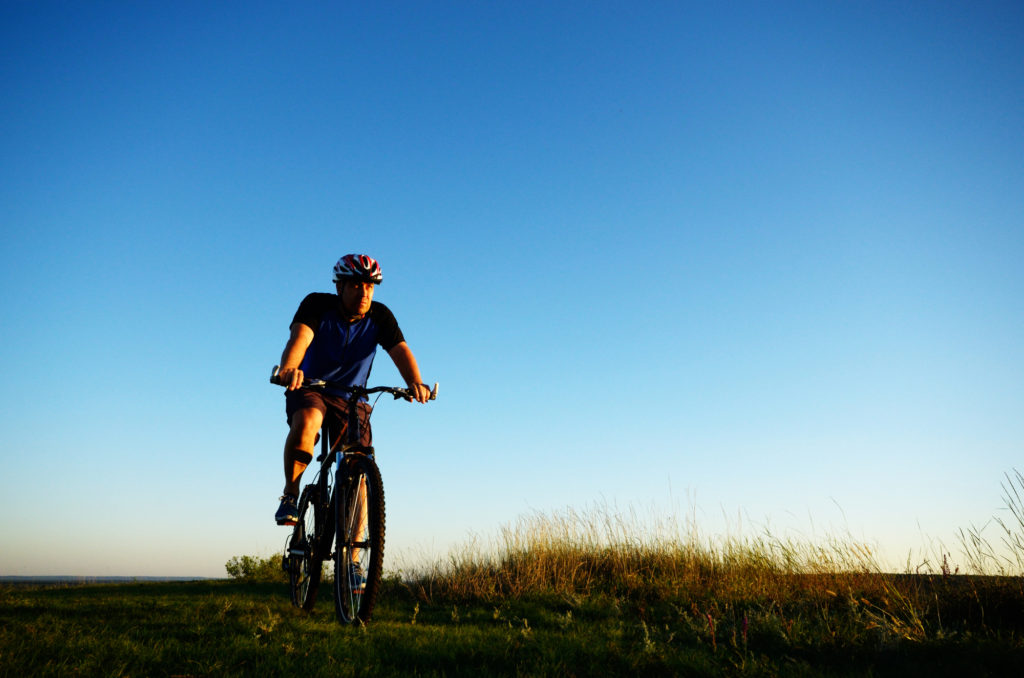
408, 383, 431, 404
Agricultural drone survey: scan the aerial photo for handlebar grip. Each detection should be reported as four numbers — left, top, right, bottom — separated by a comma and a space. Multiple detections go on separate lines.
270, 365, 281, 385
430, 382, 439, 400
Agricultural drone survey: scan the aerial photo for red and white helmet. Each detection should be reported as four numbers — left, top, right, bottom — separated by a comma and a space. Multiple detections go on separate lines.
333, 254, 383, 284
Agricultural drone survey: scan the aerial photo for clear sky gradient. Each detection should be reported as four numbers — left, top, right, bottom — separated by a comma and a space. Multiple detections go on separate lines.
2, 1, 1022, 576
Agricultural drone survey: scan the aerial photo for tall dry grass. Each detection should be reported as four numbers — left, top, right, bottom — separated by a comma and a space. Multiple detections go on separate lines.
959, 469, 1024, 576
405, 501, 890, 602
396, 476, 1024, 645
406, 470, 1024, 603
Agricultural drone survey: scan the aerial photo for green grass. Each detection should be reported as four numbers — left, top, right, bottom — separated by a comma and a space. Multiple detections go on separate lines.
4, 473, 1024, 676
2, 573, 1022, 677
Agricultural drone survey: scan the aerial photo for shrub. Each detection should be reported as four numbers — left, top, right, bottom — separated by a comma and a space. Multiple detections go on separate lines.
225, 554, 288, 583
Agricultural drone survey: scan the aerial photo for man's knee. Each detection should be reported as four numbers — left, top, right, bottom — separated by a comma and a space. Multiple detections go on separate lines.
288, 408, 324, 449
291, 407, 323, 430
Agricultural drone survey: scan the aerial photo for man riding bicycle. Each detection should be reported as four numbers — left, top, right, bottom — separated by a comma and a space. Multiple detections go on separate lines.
274, 253, 430, 525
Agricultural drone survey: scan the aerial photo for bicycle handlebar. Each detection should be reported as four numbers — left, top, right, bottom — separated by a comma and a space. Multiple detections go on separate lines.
269, 365, 438, 402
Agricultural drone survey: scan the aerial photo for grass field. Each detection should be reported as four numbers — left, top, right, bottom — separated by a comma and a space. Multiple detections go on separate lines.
4, 475, 1024, 676
2, 572, 1022, 677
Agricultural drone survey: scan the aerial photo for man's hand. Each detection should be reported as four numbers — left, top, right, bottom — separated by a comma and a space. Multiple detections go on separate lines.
408, 382, 431, 404
277, 367, 305, 391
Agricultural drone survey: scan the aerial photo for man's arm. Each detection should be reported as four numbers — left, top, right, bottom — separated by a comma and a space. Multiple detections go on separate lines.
278, 323, 315, 391
388, 341, 429, 403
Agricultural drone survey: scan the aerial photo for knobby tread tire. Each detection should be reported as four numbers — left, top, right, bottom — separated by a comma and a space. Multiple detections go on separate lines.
333, 454, 385, 624
289, 484, 323, 611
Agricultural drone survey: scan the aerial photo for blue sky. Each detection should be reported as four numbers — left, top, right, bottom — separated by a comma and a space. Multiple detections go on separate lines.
2, 1, 1022, 577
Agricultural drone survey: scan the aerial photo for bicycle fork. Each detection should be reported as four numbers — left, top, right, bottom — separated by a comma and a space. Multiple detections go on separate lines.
334, 459, 369, 563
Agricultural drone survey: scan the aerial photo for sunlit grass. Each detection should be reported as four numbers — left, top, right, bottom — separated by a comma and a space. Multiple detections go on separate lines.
392, 473, 1024, 653
958, 469, 1024, 576
9, 472, 1019, 675
404, 502, 882, 600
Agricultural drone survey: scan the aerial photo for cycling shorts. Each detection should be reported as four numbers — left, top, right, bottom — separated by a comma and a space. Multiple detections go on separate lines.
285, 388, 373, 449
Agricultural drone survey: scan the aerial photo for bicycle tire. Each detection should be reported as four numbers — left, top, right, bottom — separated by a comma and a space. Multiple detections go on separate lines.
333, 454, 385, 624
288, 484, 324, 610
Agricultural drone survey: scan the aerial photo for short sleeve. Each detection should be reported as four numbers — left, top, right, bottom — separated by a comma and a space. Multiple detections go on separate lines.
371, 302, 405, 351
291, 293, 331, 332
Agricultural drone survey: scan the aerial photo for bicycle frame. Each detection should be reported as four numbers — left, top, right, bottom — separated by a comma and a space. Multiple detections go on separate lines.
321, 401, 370, 553
274, 365, 437, 622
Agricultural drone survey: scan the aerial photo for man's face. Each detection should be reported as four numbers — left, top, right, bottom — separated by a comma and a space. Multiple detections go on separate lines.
338, 280, 375, 317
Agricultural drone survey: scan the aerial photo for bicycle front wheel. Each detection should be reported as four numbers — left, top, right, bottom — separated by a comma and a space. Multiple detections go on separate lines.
288, 484, 324, 611
333, 454, 385, 624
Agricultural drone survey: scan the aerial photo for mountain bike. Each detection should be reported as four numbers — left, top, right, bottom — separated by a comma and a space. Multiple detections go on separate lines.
271, 366, 437, 624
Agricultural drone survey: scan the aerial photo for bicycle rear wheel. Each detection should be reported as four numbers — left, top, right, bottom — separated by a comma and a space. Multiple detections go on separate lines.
333, 454, 385, 624
288, 484, 324, 610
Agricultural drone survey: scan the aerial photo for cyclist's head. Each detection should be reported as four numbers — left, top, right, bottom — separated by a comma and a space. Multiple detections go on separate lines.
332, 254, 383, 285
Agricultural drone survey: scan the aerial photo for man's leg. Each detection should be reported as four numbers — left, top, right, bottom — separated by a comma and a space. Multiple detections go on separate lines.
283, 406, 323, 497
351, 475, 368, 556
276, 405, 324, 525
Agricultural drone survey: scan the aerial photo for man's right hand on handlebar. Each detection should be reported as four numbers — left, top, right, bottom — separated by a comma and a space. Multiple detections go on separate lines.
276, 366, 305, 391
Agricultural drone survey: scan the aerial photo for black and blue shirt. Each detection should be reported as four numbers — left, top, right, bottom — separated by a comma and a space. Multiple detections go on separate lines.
292, 293, 405, 396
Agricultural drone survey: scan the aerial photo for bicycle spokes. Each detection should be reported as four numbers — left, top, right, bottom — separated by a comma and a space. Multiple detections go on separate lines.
334, 456, 383, 624
288, 486, 324, 611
